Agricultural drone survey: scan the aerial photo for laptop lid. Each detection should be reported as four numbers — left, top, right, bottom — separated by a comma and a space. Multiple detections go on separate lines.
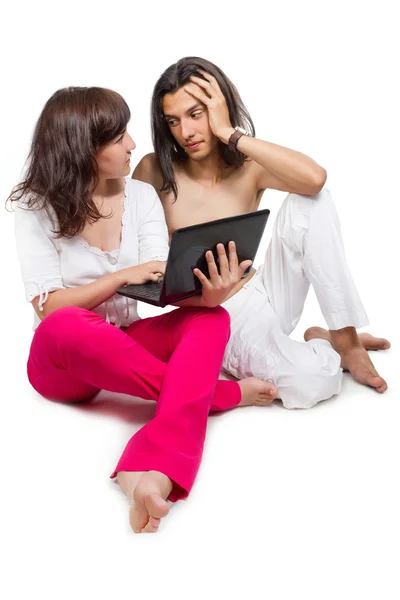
161, 208, 270, 304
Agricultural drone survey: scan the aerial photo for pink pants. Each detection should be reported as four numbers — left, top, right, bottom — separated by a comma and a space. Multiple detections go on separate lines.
27, 306, 241, 502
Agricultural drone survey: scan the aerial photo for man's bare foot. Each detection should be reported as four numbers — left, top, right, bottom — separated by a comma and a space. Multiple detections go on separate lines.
339, 346, 388, 393
130, 471, 173, 533
304, 326, 389, 393
304, 326, 391, 351
238, 377, 278, 406
357, 333, 391, 351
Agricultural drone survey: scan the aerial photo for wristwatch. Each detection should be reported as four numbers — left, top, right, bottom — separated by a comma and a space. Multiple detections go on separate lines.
228, 126, 249, 152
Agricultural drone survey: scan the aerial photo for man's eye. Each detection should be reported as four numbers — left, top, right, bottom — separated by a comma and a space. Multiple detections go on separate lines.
191, 112, 202, 118
116, 134, 124, 143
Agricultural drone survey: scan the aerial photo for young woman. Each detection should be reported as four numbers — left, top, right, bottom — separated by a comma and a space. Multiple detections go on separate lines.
9, 87, 276, 534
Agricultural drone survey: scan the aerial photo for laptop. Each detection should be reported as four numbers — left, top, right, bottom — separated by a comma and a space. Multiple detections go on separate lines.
117, 209, 270, 307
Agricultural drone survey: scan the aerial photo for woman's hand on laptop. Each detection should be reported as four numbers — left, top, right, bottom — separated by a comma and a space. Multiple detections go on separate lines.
193, 241, 252, 308
116, 261, 166, 286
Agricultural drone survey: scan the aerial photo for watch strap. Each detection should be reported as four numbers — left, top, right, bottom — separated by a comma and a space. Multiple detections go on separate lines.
228, 129, 245, 152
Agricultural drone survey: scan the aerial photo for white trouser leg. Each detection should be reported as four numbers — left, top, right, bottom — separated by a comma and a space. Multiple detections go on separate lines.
264, 187, 369, 333
222, 188, 366, 409
223, 282, 342, 409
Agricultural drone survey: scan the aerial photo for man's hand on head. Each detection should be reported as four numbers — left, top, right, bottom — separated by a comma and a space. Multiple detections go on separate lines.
183, 69, 235, 145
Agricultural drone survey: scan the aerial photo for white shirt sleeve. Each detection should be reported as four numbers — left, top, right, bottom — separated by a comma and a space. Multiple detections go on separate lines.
14, 201, 64, 310
136, 182, 169, 264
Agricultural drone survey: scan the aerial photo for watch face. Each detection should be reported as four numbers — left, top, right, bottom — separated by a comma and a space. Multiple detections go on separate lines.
235, 126, 248, 135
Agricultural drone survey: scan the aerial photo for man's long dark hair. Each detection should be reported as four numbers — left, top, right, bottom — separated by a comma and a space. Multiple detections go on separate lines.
7, 87, 130, 238
151, 57, 256, 201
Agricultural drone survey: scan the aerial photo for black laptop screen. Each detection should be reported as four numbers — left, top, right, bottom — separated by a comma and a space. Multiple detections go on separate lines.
163, 209, 270, 299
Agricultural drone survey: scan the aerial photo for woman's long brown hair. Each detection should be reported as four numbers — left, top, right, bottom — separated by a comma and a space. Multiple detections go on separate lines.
7, 87, 130, 238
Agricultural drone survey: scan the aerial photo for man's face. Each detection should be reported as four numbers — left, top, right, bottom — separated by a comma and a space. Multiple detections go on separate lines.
162, 87, 219, 160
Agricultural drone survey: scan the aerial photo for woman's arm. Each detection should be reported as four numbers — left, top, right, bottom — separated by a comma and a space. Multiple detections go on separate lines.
15, 188, 167, 321
31, 272, 122, 319
32, 262, 166, 320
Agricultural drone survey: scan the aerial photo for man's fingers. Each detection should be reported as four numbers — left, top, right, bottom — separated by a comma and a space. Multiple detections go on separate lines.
190, 74, 214, 97
197, 69, 222, 95
183, 83, 211, 105
206, 250, 220, 282
228, 241, 239, 269
238, 259, 253, 277
217, 243, 230, 280
193, 268, 212, 289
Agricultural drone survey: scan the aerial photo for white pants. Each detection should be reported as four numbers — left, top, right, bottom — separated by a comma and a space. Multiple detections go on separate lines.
222, 188, 369, 409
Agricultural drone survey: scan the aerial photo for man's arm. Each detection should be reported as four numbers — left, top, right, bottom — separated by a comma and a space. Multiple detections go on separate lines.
185, 71, 327, 196
223, 131, 327, 195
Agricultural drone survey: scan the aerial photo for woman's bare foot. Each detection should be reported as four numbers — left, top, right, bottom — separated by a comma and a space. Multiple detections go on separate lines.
304, 326, 389, 393
116, 470, 173, 533
130, 471, 172, 533
238, 377, 278, 406
116, 470, 144, 501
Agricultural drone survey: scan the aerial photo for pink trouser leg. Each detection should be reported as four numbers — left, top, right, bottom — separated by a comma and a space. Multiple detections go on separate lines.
123, 309, 240, 412
27, 306, 240, 501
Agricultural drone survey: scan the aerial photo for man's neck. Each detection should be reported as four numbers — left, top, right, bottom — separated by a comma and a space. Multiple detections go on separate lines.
184, 150, 227, 187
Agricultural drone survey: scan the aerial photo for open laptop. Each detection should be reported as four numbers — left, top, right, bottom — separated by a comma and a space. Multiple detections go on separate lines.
117, 209, 270, 307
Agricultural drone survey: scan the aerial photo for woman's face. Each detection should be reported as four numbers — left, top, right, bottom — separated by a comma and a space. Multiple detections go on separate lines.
95, 130, 136, 179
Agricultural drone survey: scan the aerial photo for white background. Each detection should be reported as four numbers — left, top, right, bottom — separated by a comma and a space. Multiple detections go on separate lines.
1, 1, 399, 599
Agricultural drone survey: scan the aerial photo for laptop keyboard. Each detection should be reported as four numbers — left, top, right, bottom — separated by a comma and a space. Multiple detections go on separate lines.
123, 280, 163, 300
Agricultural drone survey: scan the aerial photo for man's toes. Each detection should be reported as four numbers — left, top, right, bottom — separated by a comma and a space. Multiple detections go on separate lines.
359, 333, 391, 351
371, 338, 391, 351
375, 378, 388, 393
368, 375, 387, 392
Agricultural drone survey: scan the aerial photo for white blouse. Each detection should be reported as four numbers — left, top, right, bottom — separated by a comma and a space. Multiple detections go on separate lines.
15, 178, 169, 330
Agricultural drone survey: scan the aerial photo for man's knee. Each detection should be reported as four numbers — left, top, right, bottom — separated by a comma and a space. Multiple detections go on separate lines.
279, 370, 342, 409
277, 348, 342, 409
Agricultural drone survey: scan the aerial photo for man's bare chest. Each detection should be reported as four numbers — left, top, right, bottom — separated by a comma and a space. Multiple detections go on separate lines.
161, 179, 262, 237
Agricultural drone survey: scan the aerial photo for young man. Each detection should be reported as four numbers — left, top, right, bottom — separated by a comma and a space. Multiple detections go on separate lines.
133, 56, 390, 409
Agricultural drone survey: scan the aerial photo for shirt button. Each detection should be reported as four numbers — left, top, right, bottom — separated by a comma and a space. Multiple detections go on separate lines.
108, 255, 118, 265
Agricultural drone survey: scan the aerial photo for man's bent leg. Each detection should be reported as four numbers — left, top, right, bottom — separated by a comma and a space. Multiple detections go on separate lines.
264, 188, 388, 392
222, 283, 342, 409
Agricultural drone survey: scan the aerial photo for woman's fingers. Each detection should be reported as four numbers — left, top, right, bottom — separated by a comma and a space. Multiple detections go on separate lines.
151, 261, 166, 274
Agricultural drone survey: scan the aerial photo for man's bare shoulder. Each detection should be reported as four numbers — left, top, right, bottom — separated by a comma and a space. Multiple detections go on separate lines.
132, 153, 163, 191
